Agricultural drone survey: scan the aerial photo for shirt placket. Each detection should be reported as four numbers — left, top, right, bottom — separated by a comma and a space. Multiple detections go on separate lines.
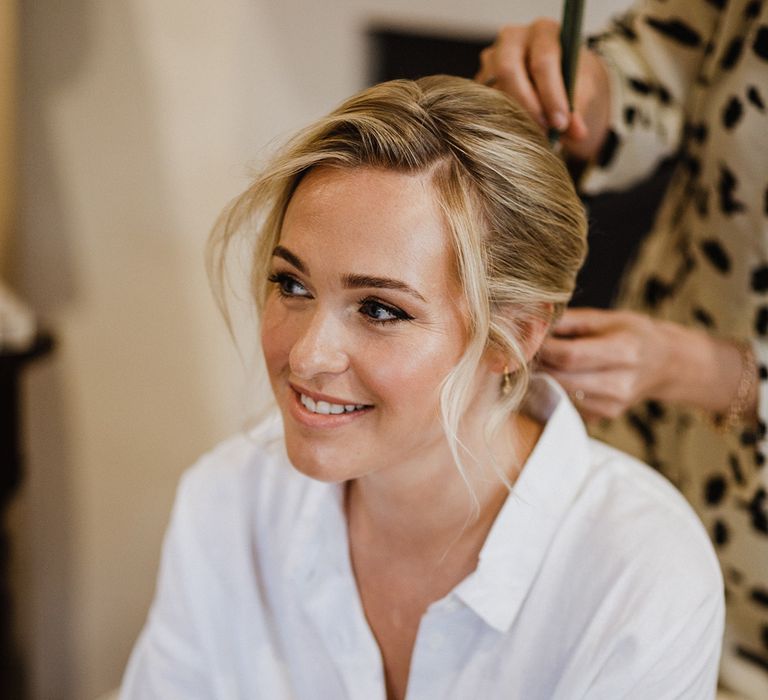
297, 501, 387, 700
405, 596, 479, 700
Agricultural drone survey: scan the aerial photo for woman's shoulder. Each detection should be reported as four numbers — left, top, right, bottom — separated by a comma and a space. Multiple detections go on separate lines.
173, 412, 320, 530
537, 439, 725, 685
580, 437, 722, 589
182, 413, 282, 488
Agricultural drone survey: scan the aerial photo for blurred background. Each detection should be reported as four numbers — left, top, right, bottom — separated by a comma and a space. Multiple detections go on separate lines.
2, 1, 628, 698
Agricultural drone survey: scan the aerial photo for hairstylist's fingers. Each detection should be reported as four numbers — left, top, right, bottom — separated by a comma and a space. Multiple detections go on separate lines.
551, 307, 621, 337
546, 369, 635, 420
576, 398, 627, 423
561, 48, 613, 158
527, 18, 570, 131
477, 25, 548, 128
475, 46, 497, 85
539, 334, 621, 372
565, 389, 623, 422
561, 111, 589, 144
549, 368, 636, 405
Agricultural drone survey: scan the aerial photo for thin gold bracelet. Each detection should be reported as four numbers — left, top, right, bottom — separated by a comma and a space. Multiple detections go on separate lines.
712, 340, 757, 433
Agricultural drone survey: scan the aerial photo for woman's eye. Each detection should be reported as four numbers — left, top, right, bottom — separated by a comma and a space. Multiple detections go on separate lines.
268, 272, 311, 298
359, 299, 413, 325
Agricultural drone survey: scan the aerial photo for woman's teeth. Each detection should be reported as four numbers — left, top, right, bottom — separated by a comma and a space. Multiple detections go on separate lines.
300, 393, 366, 415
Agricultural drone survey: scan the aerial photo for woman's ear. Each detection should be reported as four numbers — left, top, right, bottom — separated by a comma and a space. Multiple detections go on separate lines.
517, 305, 553, 363
486, 303, 553, 373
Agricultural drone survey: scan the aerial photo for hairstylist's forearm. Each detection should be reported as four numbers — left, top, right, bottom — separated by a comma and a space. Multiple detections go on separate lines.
655, 321, 758, 423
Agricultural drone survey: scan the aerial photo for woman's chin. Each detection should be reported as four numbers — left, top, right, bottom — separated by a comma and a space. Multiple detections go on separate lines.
284, 441, 360, 483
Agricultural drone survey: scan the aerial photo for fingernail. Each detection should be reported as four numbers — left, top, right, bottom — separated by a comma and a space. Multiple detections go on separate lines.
552, 111, 569, 130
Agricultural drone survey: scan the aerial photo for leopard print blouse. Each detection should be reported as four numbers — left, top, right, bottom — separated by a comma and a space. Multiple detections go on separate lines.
581, 1, 768, 696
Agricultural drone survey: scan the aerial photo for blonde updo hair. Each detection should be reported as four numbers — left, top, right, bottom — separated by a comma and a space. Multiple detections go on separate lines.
209, 75, 587, 488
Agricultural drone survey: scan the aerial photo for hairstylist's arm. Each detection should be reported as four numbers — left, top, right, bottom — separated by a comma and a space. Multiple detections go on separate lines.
540, 308, 758, 426
476, 19, 611, 162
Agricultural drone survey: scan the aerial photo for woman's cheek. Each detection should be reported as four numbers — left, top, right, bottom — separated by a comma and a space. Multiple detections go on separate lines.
260, 300, 293, 369
359, 334, 452, 400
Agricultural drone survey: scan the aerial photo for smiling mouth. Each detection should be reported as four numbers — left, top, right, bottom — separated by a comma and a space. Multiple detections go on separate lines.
298, 393, 370, 415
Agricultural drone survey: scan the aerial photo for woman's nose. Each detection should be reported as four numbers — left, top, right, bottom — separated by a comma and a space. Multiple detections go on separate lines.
288, 309, 349, 379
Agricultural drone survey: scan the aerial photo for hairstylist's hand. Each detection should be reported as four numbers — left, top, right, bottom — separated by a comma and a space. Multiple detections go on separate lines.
539, 308, 677, 423
541, 308, 757, 424
476, 19, 612, 162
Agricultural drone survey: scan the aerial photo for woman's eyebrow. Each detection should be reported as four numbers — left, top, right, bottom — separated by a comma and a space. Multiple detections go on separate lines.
342, 273, 426, 302
272, 245, 425, 302
272, 245, 307, 273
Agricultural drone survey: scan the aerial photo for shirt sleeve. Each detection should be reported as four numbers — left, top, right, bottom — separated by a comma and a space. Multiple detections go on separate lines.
579, 0, 724, 194
583, 534, 725, 700
593, 596, 723, 699
119, 469, 215, 700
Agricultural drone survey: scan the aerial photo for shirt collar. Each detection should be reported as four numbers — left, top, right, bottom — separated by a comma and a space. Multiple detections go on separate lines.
452, 374, 592, 632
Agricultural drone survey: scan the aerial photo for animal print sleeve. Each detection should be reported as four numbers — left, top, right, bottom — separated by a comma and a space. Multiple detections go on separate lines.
579, 0, 724, 194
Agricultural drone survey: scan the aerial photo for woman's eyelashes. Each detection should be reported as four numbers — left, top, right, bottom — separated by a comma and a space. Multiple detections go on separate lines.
359, 298, 414, 325
268, 271, 414, 326
268, 272, 312, 298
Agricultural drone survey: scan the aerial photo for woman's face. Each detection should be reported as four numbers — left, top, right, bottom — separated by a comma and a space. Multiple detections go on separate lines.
261, 166, 489, 483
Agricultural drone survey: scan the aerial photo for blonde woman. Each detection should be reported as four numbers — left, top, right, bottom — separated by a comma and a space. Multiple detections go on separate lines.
121, 76, 723, 699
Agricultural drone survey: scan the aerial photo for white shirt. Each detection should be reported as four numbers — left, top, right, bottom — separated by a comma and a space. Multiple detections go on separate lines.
121, 376, 724, 699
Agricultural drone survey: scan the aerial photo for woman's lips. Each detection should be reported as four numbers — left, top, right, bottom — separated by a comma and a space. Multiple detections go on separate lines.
299, 392, 366, 415
287, 384, 373, 428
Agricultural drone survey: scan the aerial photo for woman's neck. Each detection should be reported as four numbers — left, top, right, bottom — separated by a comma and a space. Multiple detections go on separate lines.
346, 411, 542, 561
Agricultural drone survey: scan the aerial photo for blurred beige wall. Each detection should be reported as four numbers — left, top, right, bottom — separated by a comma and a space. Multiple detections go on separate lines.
11, 1, 624, 698
0, 0, 18, 274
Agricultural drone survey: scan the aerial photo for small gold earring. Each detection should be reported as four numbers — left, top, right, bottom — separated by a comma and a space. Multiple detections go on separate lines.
501, 365, 513, 396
